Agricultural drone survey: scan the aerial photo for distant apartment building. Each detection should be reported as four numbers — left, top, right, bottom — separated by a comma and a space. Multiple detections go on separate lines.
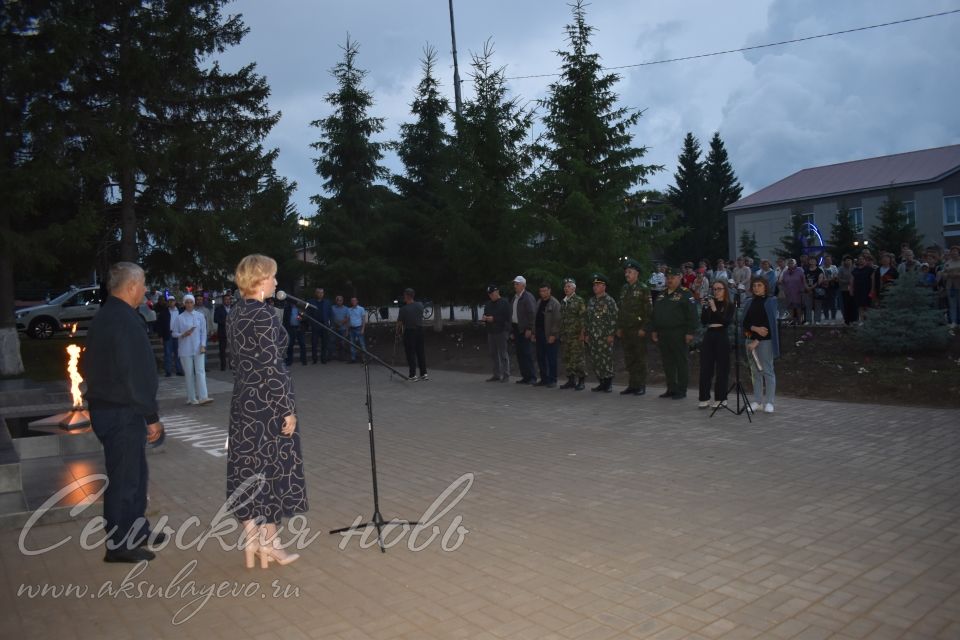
725, 144, 960, 259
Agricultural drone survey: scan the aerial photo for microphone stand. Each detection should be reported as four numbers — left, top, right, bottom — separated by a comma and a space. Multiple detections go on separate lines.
278, 292, 418, 552
710, 289, 754, 422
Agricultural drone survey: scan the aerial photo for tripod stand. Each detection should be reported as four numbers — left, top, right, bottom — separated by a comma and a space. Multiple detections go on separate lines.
277, 291, 418, 552
711, 290, 754, 422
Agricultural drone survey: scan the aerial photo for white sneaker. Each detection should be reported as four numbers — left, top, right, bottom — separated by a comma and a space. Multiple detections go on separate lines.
407, 375, 419, 381
199, 397, 214, 405
186, 400, 199, 406
420, 373, 429, 381
764, 403, 775, 413
698, 400, 710, 409
751, 401, 762, 412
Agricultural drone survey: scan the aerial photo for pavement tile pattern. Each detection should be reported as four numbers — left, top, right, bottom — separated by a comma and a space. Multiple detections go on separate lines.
3, 361, 959, 639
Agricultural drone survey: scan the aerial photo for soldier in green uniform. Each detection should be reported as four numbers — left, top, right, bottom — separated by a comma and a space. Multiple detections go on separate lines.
617, 258, 652, 396
650, 266, 698, 399
558, 277, 587, 390
585, 273, 618, 392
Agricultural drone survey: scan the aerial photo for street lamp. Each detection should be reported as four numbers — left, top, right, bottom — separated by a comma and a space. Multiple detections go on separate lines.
297, 217, 310, 288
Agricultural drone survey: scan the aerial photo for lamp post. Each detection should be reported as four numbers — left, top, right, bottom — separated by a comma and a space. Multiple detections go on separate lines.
298, 217, 310, 289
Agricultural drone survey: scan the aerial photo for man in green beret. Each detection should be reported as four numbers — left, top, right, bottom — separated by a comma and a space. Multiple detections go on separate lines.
650, 266, 698, 399
617, 259, 652, 395
585, 273, 618, 392
558, 277, 587, 390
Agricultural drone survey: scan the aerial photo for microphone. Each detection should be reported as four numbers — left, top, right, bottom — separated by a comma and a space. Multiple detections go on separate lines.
274, 290, 314, 310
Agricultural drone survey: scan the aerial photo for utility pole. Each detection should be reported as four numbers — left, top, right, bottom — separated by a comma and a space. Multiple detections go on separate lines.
448, 0, 463, 116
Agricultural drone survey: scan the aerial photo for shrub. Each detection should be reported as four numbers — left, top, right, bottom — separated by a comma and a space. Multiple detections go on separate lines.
855, 272, 948, 354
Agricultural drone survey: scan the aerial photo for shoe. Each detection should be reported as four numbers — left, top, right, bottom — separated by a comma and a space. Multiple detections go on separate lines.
574, 378, 585, 391
137, 530, 167, 548
621, 387, 638, 395
516, 378, 532, 385
591, 382, 605, 392
764, 403, 775, 413
257, 544, 300, 568
485, 376, 501, 382
751, 401, 762, 412
544, 382, 556, 388
672, 392, 687, 399
603, 379, 613, 393
199, 397, 213, 405
559, 377, 576, 389
176, 372, 184, 376
533, 379, 547, 387
659, 391, 673, 398
312, 360, 318, 364
500, 376, 510, 383
408, 375, 419, 381
186, 400, 199, 406
698, 400, 710, 409
635, 385, 646, 396
104, 547, 155, 563
420, 373, 429, 381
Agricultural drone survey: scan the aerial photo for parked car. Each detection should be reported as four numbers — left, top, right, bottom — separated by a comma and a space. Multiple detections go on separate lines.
15, 285, 102, 339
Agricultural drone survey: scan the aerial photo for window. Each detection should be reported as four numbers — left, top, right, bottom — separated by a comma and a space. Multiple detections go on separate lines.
900, 201, 916, 226
850, 208, 863, 233
945, 196, 960, 225
800, 213, 815, 225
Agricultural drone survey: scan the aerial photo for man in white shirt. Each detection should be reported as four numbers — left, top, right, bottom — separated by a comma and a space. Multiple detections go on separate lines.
172, 294, 212, 405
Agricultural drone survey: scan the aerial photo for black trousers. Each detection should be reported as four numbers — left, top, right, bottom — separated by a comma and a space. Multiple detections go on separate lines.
698, 328, 730, 401
90, 406, 151, 548
841, 291, 857, 325
310, 325, 329, 363
404, 326, 426, 376
513, 324, 536, 381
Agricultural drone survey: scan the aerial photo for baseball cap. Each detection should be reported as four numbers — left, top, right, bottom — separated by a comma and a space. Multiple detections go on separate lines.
513, 276, 526, 285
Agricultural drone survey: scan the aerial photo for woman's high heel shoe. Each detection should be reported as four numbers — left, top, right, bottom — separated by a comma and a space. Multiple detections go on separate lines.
258, 544, 300, 567
243, 539, 260, 569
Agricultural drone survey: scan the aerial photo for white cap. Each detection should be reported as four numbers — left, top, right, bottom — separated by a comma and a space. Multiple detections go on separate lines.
513, 275, 526, 285
182, 294, 196, 303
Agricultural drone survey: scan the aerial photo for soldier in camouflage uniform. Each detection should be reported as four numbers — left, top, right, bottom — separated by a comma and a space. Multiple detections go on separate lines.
617, 258, 652, 396
650, 266, 699, 399
558, 277, 587, 390
585, 273, 618, 392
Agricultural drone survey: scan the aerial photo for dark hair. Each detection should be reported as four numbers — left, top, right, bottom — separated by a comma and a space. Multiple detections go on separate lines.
749, 275, 769, 296
403, 288, 415, 297
538, 283, 551, 290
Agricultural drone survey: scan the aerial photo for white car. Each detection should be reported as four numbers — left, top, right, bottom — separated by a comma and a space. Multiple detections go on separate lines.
15, 286, 102, 339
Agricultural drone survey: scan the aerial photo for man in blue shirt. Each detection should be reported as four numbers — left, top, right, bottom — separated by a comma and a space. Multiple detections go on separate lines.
282, 298, 307, 365
330, 295, 349, 361
306, 287, 333, 364
346, 296, 366, 363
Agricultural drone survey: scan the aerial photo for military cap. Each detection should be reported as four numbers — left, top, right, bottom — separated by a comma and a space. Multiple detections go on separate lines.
662, 266, 681, 277
485, 284, 499, 294
623, 258, 643, 272
562, 277, 576, 286
591, 273, 609, 285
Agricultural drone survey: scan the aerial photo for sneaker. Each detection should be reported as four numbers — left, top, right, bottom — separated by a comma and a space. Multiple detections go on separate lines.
186, 400, 199, 406
199, 398, 213, 405
420, 373, 429, 381
408, 375, 419, 381
485, 376, 500, 382
698, 400, 711, 409
751, 401, 762, 412
764, 403, 775, 413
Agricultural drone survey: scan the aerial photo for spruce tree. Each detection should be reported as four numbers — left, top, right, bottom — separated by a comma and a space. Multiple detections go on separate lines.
665, 133, 706, 263
829, 206, 858, 262
531, 0, 661, 281
310, 37, 396, 302
450, 41, 534, 299
703, 132, 743, 260
775, 212, 808, 260
855, 272, 948, 353
869, 196, 924, 257
392, 47, 455, 327
739, 229, 759, 263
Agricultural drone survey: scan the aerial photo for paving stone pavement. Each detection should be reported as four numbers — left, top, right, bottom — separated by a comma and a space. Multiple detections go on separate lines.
3, 362, 959, 639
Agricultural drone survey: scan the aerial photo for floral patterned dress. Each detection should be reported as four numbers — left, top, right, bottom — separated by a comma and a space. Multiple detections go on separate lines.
226, 298, 307, 524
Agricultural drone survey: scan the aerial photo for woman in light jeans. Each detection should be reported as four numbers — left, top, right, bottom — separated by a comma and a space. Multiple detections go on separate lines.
172, 294, 212, 405
941, 245, 960, 327
743, 277, 779, 413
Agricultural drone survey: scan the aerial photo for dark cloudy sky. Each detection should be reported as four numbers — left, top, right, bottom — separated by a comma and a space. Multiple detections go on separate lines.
215, 0, 960, 216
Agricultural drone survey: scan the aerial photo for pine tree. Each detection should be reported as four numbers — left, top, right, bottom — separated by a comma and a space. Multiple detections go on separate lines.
309, 37, 396, 302
530, 0, 662, 282
392, 47, 456, 327
703, 132, 742, 260
775, 212, 808, 260
869, 196, 924, 257
739, 229, 759, 263
829, 206, 858, 262
855, 272, 948, 353
450, 41, 534, 299
665, 133, 706, 263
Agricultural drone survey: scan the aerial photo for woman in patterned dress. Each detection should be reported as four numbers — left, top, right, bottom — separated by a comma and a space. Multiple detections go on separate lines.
227, 254, 307, 568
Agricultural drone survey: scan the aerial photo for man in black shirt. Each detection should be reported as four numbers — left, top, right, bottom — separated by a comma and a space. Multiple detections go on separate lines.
396, 288, 428, 381
482, 284, 512, 382
83, 262, 165, 563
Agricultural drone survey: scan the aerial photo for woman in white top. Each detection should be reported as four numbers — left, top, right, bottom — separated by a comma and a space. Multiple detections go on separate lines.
172, 294, 212, 405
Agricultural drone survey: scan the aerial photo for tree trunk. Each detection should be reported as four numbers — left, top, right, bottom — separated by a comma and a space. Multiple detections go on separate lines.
432, 301, 443, 332
0, 255, 25, 376
119, 165, 138, 262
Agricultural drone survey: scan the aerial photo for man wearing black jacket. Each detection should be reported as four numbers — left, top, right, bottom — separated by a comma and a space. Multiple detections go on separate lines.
510, 275, 538, 384
83, 262, 165, 563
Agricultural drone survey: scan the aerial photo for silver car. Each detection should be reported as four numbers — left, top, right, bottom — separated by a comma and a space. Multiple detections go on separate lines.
15, 286, 102, 339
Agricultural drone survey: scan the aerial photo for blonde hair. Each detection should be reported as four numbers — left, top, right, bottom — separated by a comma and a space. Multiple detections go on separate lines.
235, 254, 277, 297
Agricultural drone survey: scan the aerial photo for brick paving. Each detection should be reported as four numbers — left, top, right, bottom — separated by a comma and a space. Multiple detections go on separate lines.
2, 361, 960, 639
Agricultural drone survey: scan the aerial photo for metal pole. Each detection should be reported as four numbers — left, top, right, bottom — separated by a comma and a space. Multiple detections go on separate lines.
448, 0, 463, 116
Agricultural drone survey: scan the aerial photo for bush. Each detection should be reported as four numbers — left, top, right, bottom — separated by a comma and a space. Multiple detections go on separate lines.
855, 272, 948, 354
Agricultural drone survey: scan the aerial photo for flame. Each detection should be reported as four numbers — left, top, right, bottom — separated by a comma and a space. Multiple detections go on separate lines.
67, 344, 83, 408
68, 322, 78, 337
